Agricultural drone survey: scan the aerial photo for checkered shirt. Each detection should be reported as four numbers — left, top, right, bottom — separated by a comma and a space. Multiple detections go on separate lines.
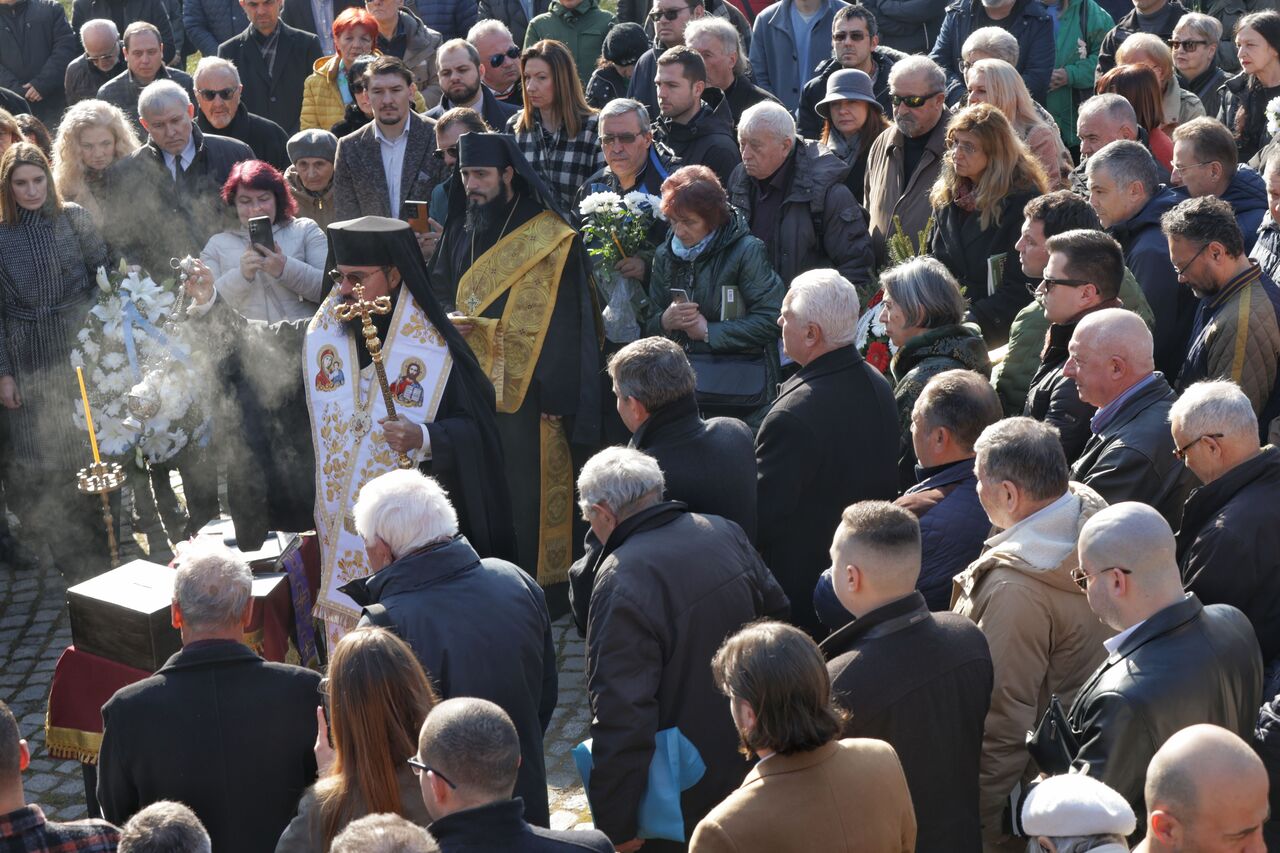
0, 806, 119, 853
507, 109, 606, 213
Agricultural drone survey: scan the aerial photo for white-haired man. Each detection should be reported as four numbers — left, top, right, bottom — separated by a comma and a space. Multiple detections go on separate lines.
103, 78, 252, 278
579, 446, 788, 851
1066, 308, 1197, 525
343, 468, 557, 829
1066, 502, 1261, 827
684, 17, 776, 128
192, 55, 289, 170
726, 100, 874, 295
98, 544, 320, 853
756, 269, 898, 634
117, 801, 211, 853
1172, 380, 1280, 686
1071, 94, 1170, 194
64, 19, 122, 105
467, 19, 522, 104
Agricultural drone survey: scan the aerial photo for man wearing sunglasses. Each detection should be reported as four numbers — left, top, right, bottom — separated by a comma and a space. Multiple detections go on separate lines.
467, 19, 523, 104
64, 18, 123, 106
1062, 501, 1262, 835
192, 54, 290, 170
797, 5, 901, 138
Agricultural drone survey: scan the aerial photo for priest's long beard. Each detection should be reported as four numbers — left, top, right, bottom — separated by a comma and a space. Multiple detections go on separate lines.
465, 192, 512, 235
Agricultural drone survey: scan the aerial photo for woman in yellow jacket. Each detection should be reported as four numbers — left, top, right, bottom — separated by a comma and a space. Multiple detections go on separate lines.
300, 8, 426, 132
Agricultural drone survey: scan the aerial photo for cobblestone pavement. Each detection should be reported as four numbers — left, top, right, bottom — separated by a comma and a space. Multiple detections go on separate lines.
0, 558, 597, 831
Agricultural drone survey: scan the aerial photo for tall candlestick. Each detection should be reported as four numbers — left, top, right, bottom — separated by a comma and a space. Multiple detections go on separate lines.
75, 365, 101, 465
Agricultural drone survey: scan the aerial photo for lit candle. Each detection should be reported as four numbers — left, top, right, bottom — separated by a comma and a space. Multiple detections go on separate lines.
75, 365, 101, 465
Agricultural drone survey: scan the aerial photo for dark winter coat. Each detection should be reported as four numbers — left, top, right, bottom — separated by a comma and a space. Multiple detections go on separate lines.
1218, 71, 1280, 164
184, 0, 249, 58
796, 47, 901, 138
72, 0, 174, 62
97, 65, 194, 131
1225, 166, 1269, 253
1177, 445, 1280, 663
652, 99, 741, 187
218, 22, 324, 135
1070, 374, 1198, 528
0, 85, 29, 116
822, 592, 993, 853
102, 125, 254, 279
861, 0, 947, 53
328, 101, 369, 138
890, 322, 990, 488
425, 84, 519, 129
343, 536, 558, 828
1255, 691, 1280, 850
64, 53, 120, 107
196, 103, 290, 171
1107, 186, 1197, 377
1067, 595, 1262, 826
98, 642, 321, 853
720, 75, 779, 128
1253, 214, 1280, 283
584, 501, 790, 844
478, 0, 550, 45
1180, 65, 1229, 128
429, 798, 614, 853
756, 345, 899, 634
1096, 0, 1188, 76
411, 0, 475, 40
726, 138, 875, 294
930, 0, 1054, 105
0, 0, 79, 127
929, 187, 1041, 347
585, 63, 627, 110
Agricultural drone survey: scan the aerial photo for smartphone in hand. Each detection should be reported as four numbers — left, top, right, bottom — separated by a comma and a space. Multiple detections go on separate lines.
670, 288, 690, 304
405, 200, 430, 233
248, 216, 275, 253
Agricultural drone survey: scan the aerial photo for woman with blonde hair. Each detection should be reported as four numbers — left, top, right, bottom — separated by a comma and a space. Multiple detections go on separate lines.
275, 626, 439, 852
928, 102, 1049, 347
506, 38, 604, 211
966, 58, 1073, 189
51, 99, 141, 225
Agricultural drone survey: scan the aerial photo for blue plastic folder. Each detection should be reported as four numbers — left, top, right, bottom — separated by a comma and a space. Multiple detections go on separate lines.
573, 727, 707, 842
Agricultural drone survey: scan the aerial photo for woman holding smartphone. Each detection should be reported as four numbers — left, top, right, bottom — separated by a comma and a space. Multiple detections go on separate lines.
200, 160, 327, 322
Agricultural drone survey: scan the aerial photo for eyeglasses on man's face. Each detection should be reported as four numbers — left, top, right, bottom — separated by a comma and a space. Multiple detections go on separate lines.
649, 5, 691, 20
1171, 241, 1210, 278
433, 145, 458, 160
1070, 565, 1133, 591
832, 30, 868, 42
1173, 433, 1224, 462
600, 132, 643, 147
489, 46, 520, 67
1029, 276, 1093, 296
407, 756, 457, 788
891, 92, 940, 108
328, 269, 385, 287
197, 87, 236, 102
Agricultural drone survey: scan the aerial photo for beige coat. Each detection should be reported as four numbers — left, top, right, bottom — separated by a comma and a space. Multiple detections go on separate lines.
864, 113, 950, 269
951, 482, 1115, 850
689, 739, 917, 853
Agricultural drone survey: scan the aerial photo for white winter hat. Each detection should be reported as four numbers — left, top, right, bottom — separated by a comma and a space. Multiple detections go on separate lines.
1021, 774, 1137, 837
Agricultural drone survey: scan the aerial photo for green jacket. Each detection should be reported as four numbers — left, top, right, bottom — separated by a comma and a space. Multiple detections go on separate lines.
993, 266, 1156, 415
524, 0, 615, 87
1045, 0, 1114, 149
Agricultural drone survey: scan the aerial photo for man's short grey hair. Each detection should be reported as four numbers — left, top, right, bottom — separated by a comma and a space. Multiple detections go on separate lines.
1169, 379, 1259, 441
786, 269, 860, 346
467, 18, 512, 45
607, 336, 696, 411
685, 17, 750, 76
438, 37, 480, 68
880, 256, 966, 329
1078, 93, 1139, 132
889, 55, 945, 94
1176, 12, 1222, 45
598, 97, 651, 130
974, 417, 1069, 502
118, 801, 211, 853
738, 100, 795, 142
353, 469, 459, 558
962, 27, 1019, 65
1024, 836, 1128, 853
330, 814, 440, 853
417, 697, 521, 801
138, 79, 191, 118
193, 56, 240, 87
1086, 139, 1160, 200
577, 446, 665, 518
80, 18, 118, 43
174, 543, 253, 632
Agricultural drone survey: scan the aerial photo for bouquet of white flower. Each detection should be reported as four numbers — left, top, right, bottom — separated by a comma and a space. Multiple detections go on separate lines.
578, 190, 665, 343
1267, 95, 1280, 137
70, 266, 210, 464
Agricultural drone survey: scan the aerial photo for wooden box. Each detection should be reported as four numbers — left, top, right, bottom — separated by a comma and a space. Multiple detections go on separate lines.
194, 519, 293, 573
67, 560, 181, 672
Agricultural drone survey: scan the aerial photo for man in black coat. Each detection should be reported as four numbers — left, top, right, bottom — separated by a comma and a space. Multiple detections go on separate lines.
71, 0, 175, 63
797, 5, 902, 137
104, 81, 253, 279
1066, 502, 1262, 827
193, 55, 290, 170
0, 0, 78, 128
568, 337, 757, 632
97, 22, 194, 131
650, 47, 740, 187
342, 470, 557, 829
217, 0, 322, 135
757, 270, 899, 635
417, 698, 614, 853
97, 544, 321, 853
683, 17, 777, 129
423, 38, 519, 130
821, 501, 993, 853
1172, 379, 1280, 676
1068, 309, 1198, 527
579, 447, 789, 852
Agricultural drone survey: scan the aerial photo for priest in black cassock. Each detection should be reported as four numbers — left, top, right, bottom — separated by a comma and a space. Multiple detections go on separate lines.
181, 215, 516, 643
428, 132, 601, 596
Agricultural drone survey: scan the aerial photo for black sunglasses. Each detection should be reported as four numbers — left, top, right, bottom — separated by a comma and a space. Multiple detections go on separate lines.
1169, 38, 1208, 50
891, 92, 940, 107
433, 145, 458, 160
350, 80, 367, 94
832, 31, 868, 42
328, 268, 386, 286
649, 6, 690, 20
407, 756, 457, 788
489, 46, 520, 67
197, 87, 237, 101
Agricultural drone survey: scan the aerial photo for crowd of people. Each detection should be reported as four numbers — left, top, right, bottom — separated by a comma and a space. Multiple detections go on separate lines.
5, 0, 1280, 849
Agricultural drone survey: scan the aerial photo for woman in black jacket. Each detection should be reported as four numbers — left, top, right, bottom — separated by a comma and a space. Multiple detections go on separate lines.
1219, 11, 1280, 163
928, 102, 1048, 347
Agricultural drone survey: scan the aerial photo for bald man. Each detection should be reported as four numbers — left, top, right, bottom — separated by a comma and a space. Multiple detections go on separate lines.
1136, 725, 1269, 852
1066, 310, 1199, 526
1066, 503, 1262, 830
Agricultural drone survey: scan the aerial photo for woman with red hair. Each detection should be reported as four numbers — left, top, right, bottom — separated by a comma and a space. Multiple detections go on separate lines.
200, 159, 327, 322
299, 8, 383, 131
